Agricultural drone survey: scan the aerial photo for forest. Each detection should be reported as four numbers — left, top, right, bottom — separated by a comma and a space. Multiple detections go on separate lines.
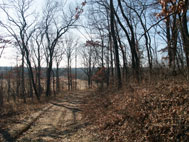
0, 0, 188, 141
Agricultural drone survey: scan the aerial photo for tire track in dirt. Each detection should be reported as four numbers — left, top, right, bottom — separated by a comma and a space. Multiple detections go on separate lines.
0, 104, 53, 142
17, 104, 67, 142
16, 91, 99, 142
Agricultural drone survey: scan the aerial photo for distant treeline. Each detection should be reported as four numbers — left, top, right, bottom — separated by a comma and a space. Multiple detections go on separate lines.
0, 67, 88, 80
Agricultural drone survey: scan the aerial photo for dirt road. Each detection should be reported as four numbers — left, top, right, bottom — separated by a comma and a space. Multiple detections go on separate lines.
5, 91, 98, 142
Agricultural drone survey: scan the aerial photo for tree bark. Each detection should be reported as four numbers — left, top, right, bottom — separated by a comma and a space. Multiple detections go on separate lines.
110, 0, 122, 88
56, 63, 60, 93
21, 52, 26, 103
179, 0, 189, 79
46, 58, 53, 96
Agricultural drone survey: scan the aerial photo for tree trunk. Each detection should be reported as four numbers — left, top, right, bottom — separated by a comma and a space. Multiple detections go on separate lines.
29, 72, 33, 100
21, 52, 26, 103
70, 66, 73, 90
56, 63, 60, 93
115, 23, 128, 81
171, 14, 178, 75
37, 47, 41, 98
25, 47, 40, 101
67, 58, 71, 91
46, 58, 53, 97
109, 35, 114, 77
179, 5, 189, 79
7, 72, 11, 102
52, 70, 56, 96
115, 0, 140, 82
110, 0, 122, 88
166, 11, 172, 68
16, 67, 20, 101
0, 81, 3, 107
75, 51, 77, 90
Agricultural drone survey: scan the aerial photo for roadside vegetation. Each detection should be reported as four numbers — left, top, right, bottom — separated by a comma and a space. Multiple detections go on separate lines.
82, 77, 189, 141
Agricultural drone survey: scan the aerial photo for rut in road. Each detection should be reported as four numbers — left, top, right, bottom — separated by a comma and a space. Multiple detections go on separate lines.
17, 92, 96, 142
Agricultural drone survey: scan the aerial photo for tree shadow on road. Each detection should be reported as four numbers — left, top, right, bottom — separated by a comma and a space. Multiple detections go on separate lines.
0, 128, 15, 142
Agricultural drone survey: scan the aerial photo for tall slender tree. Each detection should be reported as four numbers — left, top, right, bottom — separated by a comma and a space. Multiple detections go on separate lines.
110, 0, 122, 88
0, 0, 40, 101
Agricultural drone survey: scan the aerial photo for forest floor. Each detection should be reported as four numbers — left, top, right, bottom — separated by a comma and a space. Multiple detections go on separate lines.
0, 79, 189, 142
81, 79, 189, 141
0, 91, 100, 142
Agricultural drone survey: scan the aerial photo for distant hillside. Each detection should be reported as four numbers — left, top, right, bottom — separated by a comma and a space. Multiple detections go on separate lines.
0, 67, 87, 80
0, 67, 13, 73
53, 68, 88, 80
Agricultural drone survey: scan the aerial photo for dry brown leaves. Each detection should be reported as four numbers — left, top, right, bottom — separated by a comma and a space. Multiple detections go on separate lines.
81, 80, 189, 142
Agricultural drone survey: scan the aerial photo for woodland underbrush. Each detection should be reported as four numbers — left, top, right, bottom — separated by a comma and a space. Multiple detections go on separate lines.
81, 79, 189, 142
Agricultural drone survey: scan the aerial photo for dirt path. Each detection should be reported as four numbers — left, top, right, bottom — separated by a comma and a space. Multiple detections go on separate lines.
15, 91, 99, 142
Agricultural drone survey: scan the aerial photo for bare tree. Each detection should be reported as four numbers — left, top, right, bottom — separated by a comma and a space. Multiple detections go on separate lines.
63, 35, 78, 91
0, 0, 40, 101
54, 40, 65, 93
42, 0, 84, 96
84, 0, 113, 86
110, 0, 122, 88
81, 40, 98, 88
30, 28, 45, 98
124, 0, 153, 77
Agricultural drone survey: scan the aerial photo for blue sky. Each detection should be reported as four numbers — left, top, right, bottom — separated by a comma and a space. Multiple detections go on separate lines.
0, 0, 168, 67
0, 0, 86, 67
